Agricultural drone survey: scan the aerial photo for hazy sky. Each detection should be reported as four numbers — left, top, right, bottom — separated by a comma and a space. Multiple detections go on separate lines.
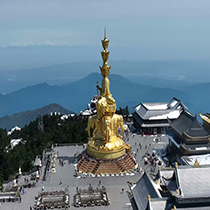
1, 0, 210, 70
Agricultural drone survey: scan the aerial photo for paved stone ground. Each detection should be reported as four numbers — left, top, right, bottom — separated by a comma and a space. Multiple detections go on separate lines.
2, 132, 169, 210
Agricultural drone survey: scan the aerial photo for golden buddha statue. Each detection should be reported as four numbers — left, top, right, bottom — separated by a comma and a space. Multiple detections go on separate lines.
86, 29, 128, 159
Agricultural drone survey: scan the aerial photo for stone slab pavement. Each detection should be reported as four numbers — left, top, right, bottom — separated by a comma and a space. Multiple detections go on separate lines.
2, 132, 169, 210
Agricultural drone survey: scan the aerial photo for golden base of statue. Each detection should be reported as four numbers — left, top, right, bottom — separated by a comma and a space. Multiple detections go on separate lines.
87, 137, 126, 159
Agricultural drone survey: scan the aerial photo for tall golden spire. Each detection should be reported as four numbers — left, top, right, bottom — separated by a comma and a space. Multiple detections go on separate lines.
100, 28, 111, 76
102, 27, 109, 51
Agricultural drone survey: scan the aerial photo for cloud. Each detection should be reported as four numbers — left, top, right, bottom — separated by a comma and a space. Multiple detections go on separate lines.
9, 41, 58, 47
0, 28, 92, 48
0, 41, 89, 48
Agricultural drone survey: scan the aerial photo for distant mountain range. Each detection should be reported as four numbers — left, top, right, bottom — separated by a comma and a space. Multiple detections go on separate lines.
0, 71, 209, 125
0, 103, 73, 130
1, 60, 210, 94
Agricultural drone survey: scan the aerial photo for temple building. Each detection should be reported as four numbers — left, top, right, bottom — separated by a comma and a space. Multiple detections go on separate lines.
167, 109, 210, 157
133, 97, 187, 134
127, 164, 210, 210
80, 95, 98, 116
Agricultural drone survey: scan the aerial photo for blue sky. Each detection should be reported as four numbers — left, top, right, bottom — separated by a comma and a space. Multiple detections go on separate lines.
1, 0, 210, 70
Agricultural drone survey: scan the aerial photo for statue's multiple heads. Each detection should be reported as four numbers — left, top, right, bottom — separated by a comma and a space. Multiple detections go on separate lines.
100, 67, 110, 78
102, 38, 109, 51
102, 28, 109, 51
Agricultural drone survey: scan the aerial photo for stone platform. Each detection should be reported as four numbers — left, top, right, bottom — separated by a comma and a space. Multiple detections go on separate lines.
77, 150, 137, 174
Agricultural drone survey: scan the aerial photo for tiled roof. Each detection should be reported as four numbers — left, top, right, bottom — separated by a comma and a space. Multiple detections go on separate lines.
129, 166, 210, 210
160, 169, 174, 181
168, 167, 210, 199
134, 103, 172, 120
131, 172, 161, 210
146, 199, 167, 210
169, 110, 210, 138
133, 97, 185, 121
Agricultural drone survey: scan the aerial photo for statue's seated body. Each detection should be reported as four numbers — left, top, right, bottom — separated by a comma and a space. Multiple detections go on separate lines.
86, 112, 124, 144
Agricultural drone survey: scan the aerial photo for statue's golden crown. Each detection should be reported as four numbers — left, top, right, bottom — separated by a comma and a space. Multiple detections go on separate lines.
102, 38, 109, 50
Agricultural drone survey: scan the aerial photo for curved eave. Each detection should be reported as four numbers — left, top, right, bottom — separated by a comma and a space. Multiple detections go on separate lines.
199, 113, 210, 124
183, 131, 210, 141
180, 144, 210, 155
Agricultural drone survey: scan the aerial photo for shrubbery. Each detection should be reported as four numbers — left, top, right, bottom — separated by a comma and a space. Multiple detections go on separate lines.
0, 114, 88, 180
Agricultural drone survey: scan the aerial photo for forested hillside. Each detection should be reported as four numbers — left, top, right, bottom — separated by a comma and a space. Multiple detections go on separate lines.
0, 103, 74, 130
0, 114, 88, 182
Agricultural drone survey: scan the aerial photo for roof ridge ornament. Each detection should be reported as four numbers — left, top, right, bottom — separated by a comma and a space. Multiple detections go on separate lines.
147, 195, 153, 210
168, 165, 173, 170
193, 158, 201, 167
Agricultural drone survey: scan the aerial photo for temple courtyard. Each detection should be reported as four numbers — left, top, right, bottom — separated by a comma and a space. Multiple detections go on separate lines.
2, 132, 168, 210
